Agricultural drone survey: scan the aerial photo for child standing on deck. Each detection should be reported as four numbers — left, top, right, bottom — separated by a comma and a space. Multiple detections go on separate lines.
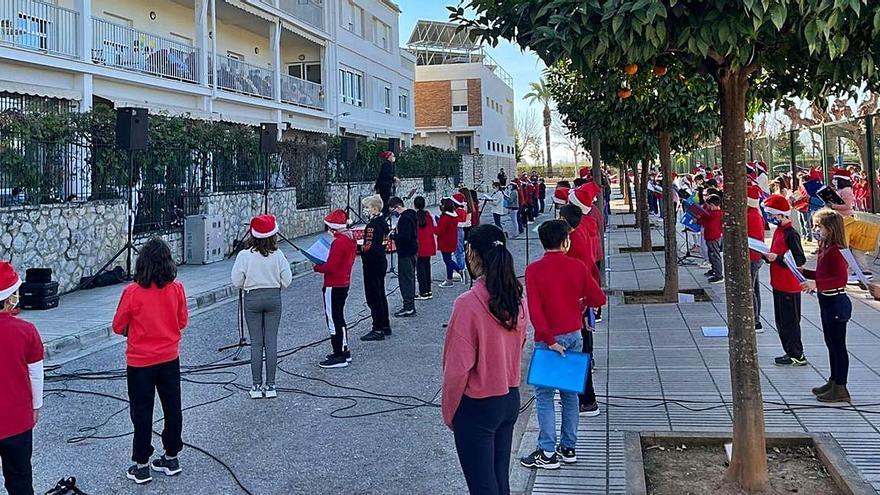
801, 209, 853, 402
761, 195, 808, 367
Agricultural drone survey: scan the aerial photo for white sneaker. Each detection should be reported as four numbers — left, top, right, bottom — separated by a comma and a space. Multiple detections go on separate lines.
439, 280, 455, 288
264, 385, 277, 399
452, 272, 462, 281
249, 385, 263, 399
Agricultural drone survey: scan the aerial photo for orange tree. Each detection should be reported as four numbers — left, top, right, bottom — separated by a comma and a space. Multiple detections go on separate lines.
452, 0, 880, 490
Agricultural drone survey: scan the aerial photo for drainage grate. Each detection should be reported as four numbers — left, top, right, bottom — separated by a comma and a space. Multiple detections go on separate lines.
619, 245, 665, 253
621, 288, 712, 304
615, 223, 638, 228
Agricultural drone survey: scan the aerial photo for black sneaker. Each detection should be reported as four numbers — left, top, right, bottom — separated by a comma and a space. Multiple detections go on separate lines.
520, 449, 560, 470
775, 355, 793, 366
126, 465, 152, 484
755, 321, 763, 331
708, 276, 724, 284
360, 330, 385, 341
383, 327, 392, 336
579, 402, 601, 417
555, 445, 578, 464
415, 293, 433, 300
151, 456, 182, 476
319, 355, 349, 368
394, 308, 416, 318
790, 354, 808, 366
325, 353, 352, 363
704, 270, 715, 277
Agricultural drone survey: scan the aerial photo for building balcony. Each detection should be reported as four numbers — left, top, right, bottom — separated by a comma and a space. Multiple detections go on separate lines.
211, 54, 273, 100
91, 18, 200, 84
0, 0, 78, 59
280, 73, 323, 110
277, 0, 322, 30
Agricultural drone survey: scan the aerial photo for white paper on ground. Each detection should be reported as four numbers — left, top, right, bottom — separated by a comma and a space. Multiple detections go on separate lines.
678, 292, 695, 303
747, 238, 771, 255
701, 326, 729, 337
724, 442, 733, 462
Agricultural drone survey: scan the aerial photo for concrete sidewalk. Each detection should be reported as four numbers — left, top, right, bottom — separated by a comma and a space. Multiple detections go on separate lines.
519, 202, 880, 494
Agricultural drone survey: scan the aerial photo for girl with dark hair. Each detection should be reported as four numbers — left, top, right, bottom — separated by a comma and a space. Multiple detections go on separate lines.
414, 196, 436, 299
112, 238, 188, 484
442, 224, 526, 495
231, 215, 292, 396
801, 209, 853, 402
437, 198, 463, 288
468, 189, 481, 227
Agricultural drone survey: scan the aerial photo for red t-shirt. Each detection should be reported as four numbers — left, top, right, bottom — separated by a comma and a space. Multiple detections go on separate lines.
314, 231, 356, 287
437, 212, 459, 253
0, 313, 43, 440
699, 209, 723, 242
112, 281, 189, 367
747, 207, 765, 261
417, 213, 437, 257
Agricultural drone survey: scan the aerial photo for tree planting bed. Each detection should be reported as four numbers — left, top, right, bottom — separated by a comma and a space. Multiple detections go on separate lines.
621, 288, 712, 304
619, 245, 666, 253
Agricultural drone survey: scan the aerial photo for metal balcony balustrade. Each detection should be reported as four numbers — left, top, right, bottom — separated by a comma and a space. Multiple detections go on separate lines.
0, 0, 78, 58
92, 18, 200, 83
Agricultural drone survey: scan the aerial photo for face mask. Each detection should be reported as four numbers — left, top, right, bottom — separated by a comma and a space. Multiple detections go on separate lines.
392, 210, 401, 218
812, 229, 823, 242
363, 208, 373, 217
767, 216, 781, 226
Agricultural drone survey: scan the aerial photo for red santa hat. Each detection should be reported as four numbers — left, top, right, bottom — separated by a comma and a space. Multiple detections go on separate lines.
579, 166, 591, 179
324, 209, 348, 230
379, 150, 394, 161
808, 168, 823, 182
763, 194, 791, 216
671, 172, 678, 179
832, 167, 852, 181
705, 172, 715, 180
250, 214, 279, 239
569, 183, 598, 213
0, 261, 22, 301
754, 161, 768, 174
451, 193, 466, 206
553, 187, 570, 205
747, 185, 761, 209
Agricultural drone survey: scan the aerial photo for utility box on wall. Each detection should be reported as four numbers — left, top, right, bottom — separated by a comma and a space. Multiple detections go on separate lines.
184, 215, 224, 264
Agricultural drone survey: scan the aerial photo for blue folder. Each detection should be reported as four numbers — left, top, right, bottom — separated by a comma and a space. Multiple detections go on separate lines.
527, 348, 591, 394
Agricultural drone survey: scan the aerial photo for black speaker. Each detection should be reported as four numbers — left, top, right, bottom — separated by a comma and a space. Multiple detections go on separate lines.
341, 136, 357, 162
387, 138, 401, 155
260, 123, 278, 154
115, 107, 148, 150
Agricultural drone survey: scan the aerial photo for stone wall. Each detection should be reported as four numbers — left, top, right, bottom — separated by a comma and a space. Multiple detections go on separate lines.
328, 176, 446, 215
461, 154, 517, 192
0, 201, 127, 292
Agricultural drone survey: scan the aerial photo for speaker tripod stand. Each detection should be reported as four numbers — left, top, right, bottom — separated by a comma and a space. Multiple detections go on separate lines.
218, 290, 249, 358
677, 229, 704, 266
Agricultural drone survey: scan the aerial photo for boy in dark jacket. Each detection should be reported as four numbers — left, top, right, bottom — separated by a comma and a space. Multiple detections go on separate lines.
360, 195, 392, 341
389, 197, 419, 317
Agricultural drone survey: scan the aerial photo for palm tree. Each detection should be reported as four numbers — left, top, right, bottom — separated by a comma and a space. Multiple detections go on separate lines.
523, 78, 554, 176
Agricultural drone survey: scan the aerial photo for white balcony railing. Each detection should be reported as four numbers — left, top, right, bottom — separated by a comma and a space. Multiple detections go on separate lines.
211, 54, 273, 100
0, 0, 78, 58
92, 18, 199, 84
277, 0, 322, 30
280, 74, 323, 110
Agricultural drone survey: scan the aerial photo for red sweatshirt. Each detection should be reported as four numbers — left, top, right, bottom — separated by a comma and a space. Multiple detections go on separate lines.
699, 209, 723, 242
437, 212, 459, 253
747, 207, 765, 262
112, 281, 188, 367
585, 209, 604, 260
804, 244, 849, 291
526, 252, 606, 345
417, 212, 437, 257
314, 231, 356, 287
0, 313, 43, 440
769, 223, 806, 293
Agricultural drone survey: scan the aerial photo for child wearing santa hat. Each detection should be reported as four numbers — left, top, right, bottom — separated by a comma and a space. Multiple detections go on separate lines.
232, 215, 293, 396
113, 238, 188, 484
0, 261, 43, 495
438, 198, 464, 287
762, 195, 808, 367
747, 186, 766, 332
314, 209, 357, 368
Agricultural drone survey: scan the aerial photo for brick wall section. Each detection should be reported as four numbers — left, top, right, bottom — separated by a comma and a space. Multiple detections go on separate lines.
414, 81, 452, 128
467, 79, 482, 127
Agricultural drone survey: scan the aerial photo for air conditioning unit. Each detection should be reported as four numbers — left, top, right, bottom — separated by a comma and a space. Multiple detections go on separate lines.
184, 215, 225, 264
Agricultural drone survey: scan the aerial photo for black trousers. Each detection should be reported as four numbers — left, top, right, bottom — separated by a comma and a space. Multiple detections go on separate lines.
819, 293, 852, 385
579, 328, 597, 405
398, 255, 417, 311
772, 290, 803, 357
416, 256, 432, 295
363, 256, 390, 331
0, 429, 33, 495
538, 197, 545, 213
378, 187, 391, 216
492, 213, 503, 229
323, 287, 350, 357
452, 388, 520, 495
127, 358, 183, 464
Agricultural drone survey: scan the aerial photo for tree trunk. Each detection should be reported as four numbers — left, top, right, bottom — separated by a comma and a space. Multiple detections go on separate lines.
719, 70, 769, 492
639, 160, 652, 251
543, 105, 553, 176
659, 131, 678, 303
591, 134, 606, 287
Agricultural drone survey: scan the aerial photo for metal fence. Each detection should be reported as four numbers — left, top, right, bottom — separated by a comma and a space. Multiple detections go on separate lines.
92, 18, 200, 84
0, 0, 79, 58
684, 113, 880, 213
212, 54, 274, 100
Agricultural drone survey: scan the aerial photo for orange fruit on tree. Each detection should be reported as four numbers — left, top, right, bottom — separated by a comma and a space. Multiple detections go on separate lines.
617, 88, 632, 99
653, 65, 667, 76
624, 63, 639, 75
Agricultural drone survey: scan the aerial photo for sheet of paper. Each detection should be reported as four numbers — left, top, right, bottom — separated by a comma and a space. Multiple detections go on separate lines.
303, 236, 331, 264
748, 238, 771, 255
701, 326, 728, 337
678, 292, 695, 303
841, 248, 871, 287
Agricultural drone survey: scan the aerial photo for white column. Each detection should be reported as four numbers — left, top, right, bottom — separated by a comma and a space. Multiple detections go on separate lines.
76, 75, 93, 112
270, 21, 282, 103
194, 0, 209, 87
75, 0, 91, 64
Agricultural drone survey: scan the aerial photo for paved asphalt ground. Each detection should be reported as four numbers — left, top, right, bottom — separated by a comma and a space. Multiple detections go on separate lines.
30, 215, 546, 495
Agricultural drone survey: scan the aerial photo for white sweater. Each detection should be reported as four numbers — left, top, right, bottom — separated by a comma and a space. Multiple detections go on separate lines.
231, 249, 293, 291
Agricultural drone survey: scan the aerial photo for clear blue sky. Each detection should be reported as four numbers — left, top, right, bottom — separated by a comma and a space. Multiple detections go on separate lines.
396, 1, 547, 107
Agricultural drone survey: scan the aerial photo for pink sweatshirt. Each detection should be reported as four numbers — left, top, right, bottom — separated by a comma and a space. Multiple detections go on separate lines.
441, 279, 527, 428
831, 187, 855, 217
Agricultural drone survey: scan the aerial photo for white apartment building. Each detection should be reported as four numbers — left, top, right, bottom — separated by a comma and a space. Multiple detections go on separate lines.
407, 21, 515, 159
0, 0, 413, 140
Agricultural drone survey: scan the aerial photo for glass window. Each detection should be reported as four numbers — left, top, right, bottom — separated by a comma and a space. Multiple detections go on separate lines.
384, 85, 392, 114
373, 18, 391, 51
339, 68, 363, 107
398, 88, 409, 118
342, 1, 364, 37
452, 104, 468, 112
456, 135, 472, 154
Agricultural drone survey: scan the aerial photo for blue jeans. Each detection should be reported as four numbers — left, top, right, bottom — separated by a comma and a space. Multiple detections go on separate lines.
535, 330, 583, 452
455, 228, 465, 269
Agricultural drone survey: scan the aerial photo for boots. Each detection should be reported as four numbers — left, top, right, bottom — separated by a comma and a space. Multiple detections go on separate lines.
811, 380, 834, 396
816, 384, 851, 403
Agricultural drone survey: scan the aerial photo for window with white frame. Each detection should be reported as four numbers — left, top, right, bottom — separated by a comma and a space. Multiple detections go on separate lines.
339, 67, 363, 107
341, 1, 364, 37
398, 88, 409, 118
374, 79, 392, 113
373, 18, 391, 51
